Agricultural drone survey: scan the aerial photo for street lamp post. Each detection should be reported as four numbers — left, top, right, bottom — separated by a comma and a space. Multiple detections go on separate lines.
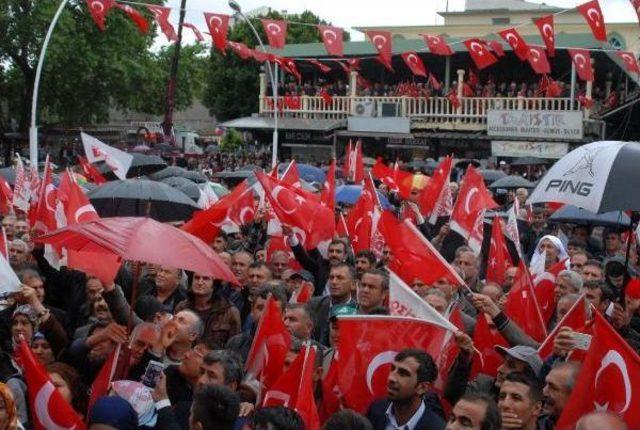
29, 0, 71, 169
228, 0, 279, 169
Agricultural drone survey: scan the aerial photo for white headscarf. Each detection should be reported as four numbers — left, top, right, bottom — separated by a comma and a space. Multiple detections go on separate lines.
530, 234, 570, 273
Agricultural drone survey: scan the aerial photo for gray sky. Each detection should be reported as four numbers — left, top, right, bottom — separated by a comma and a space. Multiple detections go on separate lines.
162, 0, 637, 46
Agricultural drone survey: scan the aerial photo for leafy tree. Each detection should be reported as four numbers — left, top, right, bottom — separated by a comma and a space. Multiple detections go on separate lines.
219, 128, 243, 152
203, 9, 348, 122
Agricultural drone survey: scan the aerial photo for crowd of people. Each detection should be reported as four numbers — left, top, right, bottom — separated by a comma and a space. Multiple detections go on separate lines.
0, 150, 638, 430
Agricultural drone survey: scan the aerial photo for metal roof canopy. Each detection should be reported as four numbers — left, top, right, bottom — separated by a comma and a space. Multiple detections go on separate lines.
220, 116, 345, 132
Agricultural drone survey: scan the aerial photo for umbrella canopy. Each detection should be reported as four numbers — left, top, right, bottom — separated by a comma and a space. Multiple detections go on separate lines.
478, 169, 507, 184
160, 176, 194, 187
35, 217, 237, 283
205, 144, 220, 154
335, 185, 392, 209
549, 205, 631, 227
529, 141, 640, 213
160, 177, 201, 201
510, 156, 549, 166
198, 182, 229, 198
151, 166, 188, 181
132, 144, 151, 153
213, 170, 255, 180
99, 153, 167, 179
277, 163, 326, 183
0, 167, 16, 185
182, 170, 208, 183
488, 175, 536, 190
88, 179, 199, 222
155, 143, 174, 153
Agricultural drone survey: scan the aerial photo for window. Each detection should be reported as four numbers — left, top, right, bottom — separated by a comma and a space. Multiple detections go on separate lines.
492, 17, 511, 25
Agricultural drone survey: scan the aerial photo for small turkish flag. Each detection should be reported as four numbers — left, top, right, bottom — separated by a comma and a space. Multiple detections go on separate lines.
532, 259, 568, 324
470, 314, 509, 379
86, 0, 114, 31
505, 262, 548, 343
32, 157, 57, 235
577, 0, 608, 42
527, 46, 551, 75
261, 19, 287, 49
488, 40, 505, 57
320, 158, 336, 211
464, 38, 498, 70
486, 216, 513, 285
423, 34, 454, 56
344, 140, 365, 183
401, 51, 428, 77
308, 59, 331, 74
367, 31, 393, 65
15, 340, 86, 430
337, 315, 453, 413
420, 155, 454, 222
147, 5, 177, 42
227, 41, 253, 60
537, 295, 589, 359
204, 13, 230, 54
534, 15, 555, 57
114, 3, 149, 33
88, 344, 121, 413
498, 28, 530, 61
183, 22, 204, 42
318, 25, 344, 56
617, 51, 640, 73
0, 176, 13, 215
556, 312, 640, 429
569, 48, 594, 81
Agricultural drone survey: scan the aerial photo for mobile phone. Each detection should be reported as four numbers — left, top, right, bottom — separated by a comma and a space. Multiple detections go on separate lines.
572, 332, 592, 351
141, 360, 164, 388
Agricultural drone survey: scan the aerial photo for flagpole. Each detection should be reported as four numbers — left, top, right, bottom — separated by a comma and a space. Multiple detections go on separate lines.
229, 0, 279, 168
30, 0, 71, 170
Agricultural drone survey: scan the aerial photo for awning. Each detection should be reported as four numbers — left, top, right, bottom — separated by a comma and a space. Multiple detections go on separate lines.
220, 116, 345, 132
336, 130, 414, 139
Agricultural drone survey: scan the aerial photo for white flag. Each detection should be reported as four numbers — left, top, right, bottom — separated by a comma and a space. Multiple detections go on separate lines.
0, 253, 21, 296
197, 182, 220, 209
388, 271, 458, 332
12, 155, 30, 212
506, 199, 522, 256
81, 132, 133, 180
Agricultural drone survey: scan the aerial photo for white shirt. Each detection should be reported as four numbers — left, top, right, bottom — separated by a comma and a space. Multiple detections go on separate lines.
384, 400, 426, 430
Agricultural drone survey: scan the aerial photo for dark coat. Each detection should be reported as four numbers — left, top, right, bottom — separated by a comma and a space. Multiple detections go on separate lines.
366, 398, 446, 430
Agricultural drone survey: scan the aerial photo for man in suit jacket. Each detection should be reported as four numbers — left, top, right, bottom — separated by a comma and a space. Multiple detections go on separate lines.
366, 349, 446, 430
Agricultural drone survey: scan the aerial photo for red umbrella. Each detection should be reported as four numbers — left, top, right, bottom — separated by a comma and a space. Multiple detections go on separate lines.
35, 217, 238, 284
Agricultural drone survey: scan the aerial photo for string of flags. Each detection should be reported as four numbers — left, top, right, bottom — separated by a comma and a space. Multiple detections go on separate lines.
85, 0, 640, 85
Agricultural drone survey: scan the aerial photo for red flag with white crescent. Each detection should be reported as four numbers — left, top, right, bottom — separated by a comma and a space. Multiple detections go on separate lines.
204, 13, 230, 53
527, 46, 551, 75
577, 0, 608, 42
498, 28, 530, 61
183, 23, 204, 42
320, 158, 336, 212
147, 5, 177, 42
419, 156, 453, 223
307, 59, 331, 74
227, 41, 252, 60
318, 25, 344, 56
470, 313, 509, 378
261, 19, 287, 49
15, 340, 86, 430
538, 295, 589, 359
114, 3, 149, 33
401, 52, 428, 77
534, 15, 555, 57
86, 0, 114, 31
504, 262, 548, 343
0, 176, 13, 215
568, 48, 594, 81
423, 34, 454, 56
486, 216, 513, 285
32, 157, 57, 235
366, 31, 393, 65
463, 38, 498, 70
617, 51, 640, 73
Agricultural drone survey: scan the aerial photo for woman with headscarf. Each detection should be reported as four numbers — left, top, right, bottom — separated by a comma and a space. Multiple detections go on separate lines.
0, 383, 21, 430
530, 235, 570, 273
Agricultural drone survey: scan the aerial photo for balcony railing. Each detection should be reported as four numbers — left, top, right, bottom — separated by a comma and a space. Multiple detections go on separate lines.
259, 95, 583, 129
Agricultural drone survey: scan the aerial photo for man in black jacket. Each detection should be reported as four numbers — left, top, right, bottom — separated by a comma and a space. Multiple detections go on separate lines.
366, 349, 446, 430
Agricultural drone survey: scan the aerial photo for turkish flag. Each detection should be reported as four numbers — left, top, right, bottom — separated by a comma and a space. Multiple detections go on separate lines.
12, 156, 29, 213
378, 211, 465, 287
204, 13, 230, 53
420, 156, 453, 223
556, 312, 640, 429
289, 282, 313, 304
367, 31, 393, 66
470, 314, 509, 379
617, 51, 640, 73
423, 34, 454, 56
337, 315, 452, 413
450, 166, 497, 252
183, 22, 204, 42
577, 0, 608, 42
535, 15, 555, 57
504, 261, 548, 343
527, 46, 551, 74
0, 176, 13, 215
336, 212, 349, 237
56, 172, 99, 225
320, 158, 336, 212
114, 3, 149, 33
88, 344, 121, 413
227, 41, 253, 60
401, 52, 428, 77
498, 28, 530, 61
245, 296, 291, 390
281, 160, 302, 188
344, 140, 364, 183
533, 259, 568, 325
257, 172, 334, 250
342, 141, 352, 180
283, 58, 302, 82
448, 89, 460, 109
538, 295, 589, 359
488, 40, 505, 57
486, 216, 513, 285
346, 183, 375, 253
319, 355, 342, 424
464, 38, 498, 70
308, 59, 331, 74
147, 5, 177, 42
264, 345, 320, 430
15, 340, 86, 430
86, 0, 114, 31
372, 158, 412, 198
78, 156, 106, 184
261, 19, 287, 49
265, 236, 301, 271
318, 25, 344, 56
32, 157, 57, 235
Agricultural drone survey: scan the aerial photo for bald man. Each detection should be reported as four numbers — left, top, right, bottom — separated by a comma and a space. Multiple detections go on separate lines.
576, 412, 627, 430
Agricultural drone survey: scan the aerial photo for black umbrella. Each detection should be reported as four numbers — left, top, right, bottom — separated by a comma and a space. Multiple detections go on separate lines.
488, 175, 536, 190
0, 167, 16, 185
478, 169, 507, 184
160, 176, 201, 201
549, 205, 631, 227
160, 176, 194, 187
510, 156, 549, 166
88, 179, 199, 222
182, 170, 208, 183
151, 166, 188, 181
99, 153, 167, 179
